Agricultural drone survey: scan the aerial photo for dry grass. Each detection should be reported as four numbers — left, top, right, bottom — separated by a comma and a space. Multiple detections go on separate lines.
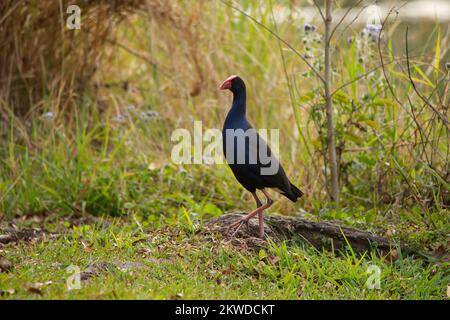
0, 0, 209, 117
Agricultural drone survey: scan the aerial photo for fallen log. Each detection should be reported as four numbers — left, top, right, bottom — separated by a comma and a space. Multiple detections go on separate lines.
0, 228, 47, 245
206, 213, 407, 254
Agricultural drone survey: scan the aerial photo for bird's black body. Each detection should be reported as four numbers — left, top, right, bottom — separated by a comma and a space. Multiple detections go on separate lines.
222, 77, 303, 202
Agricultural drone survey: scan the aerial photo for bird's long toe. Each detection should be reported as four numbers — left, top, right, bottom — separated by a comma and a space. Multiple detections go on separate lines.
229, 220, 245, 236
229, 219, 244, 229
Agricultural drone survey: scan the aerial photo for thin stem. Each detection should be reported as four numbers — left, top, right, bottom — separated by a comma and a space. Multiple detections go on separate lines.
324, 0, 339, 203
220, 0, 325, 84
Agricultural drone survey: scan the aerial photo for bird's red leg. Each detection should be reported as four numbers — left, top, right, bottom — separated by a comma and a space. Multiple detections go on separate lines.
230, 192, 262, 235
230, 192, 263, 227
246, 192, 263, 230
258, 190, 273, 239
258, 211, 264, 238
230, 190, 273, 239
251, 192, 263, 208
230, 205, 267, 234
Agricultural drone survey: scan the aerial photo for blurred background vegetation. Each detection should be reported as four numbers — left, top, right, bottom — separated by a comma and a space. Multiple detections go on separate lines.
0, 0, 448, 250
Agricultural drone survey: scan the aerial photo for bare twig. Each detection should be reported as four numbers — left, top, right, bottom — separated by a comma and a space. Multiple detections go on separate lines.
0, 0, 25, 26
405, 27, 450, 127
335, 2, 372, 42
331, 55, 425, 96
324, 0, 339, 203
312, 0, 326, 22
329, 0, 365, 41
269, 1, 314, 161
220, 0, 325, 84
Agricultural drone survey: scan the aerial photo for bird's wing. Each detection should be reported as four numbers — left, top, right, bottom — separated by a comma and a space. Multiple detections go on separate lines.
225, 126, 291, 192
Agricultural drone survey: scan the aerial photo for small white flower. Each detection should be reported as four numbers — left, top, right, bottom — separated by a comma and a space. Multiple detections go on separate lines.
139, 110, 160, 120
41, 112, 54, 120
112, 114, 127, 123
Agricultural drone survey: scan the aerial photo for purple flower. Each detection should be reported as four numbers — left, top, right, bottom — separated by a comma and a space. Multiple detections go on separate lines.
304, 23, 316, 33
139, 110, 160, 120
361, 24, 382, 41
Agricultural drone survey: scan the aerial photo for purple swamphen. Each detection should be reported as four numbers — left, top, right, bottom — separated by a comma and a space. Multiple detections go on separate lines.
219, 75, 303, 239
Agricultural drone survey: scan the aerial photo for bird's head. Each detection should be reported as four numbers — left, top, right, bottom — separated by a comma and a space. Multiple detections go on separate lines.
219, 75, 245, 93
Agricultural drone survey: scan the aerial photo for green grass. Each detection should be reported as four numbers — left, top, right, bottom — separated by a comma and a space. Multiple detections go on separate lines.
1, 217, 448, 299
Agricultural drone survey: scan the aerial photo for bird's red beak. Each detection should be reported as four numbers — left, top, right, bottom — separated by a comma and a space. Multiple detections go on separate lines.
219, 75, 238, 90
219, 80, 231, 90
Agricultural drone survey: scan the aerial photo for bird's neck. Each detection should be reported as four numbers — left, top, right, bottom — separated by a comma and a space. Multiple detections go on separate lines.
230, 88, 246, 117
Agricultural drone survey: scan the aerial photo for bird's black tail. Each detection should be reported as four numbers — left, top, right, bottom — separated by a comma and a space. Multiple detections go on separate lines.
284, 182, 304, 202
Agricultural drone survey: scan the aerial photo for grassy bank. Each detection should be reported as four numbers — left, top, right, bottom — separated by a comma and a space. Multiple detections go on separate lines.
0, 216, 448, 299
